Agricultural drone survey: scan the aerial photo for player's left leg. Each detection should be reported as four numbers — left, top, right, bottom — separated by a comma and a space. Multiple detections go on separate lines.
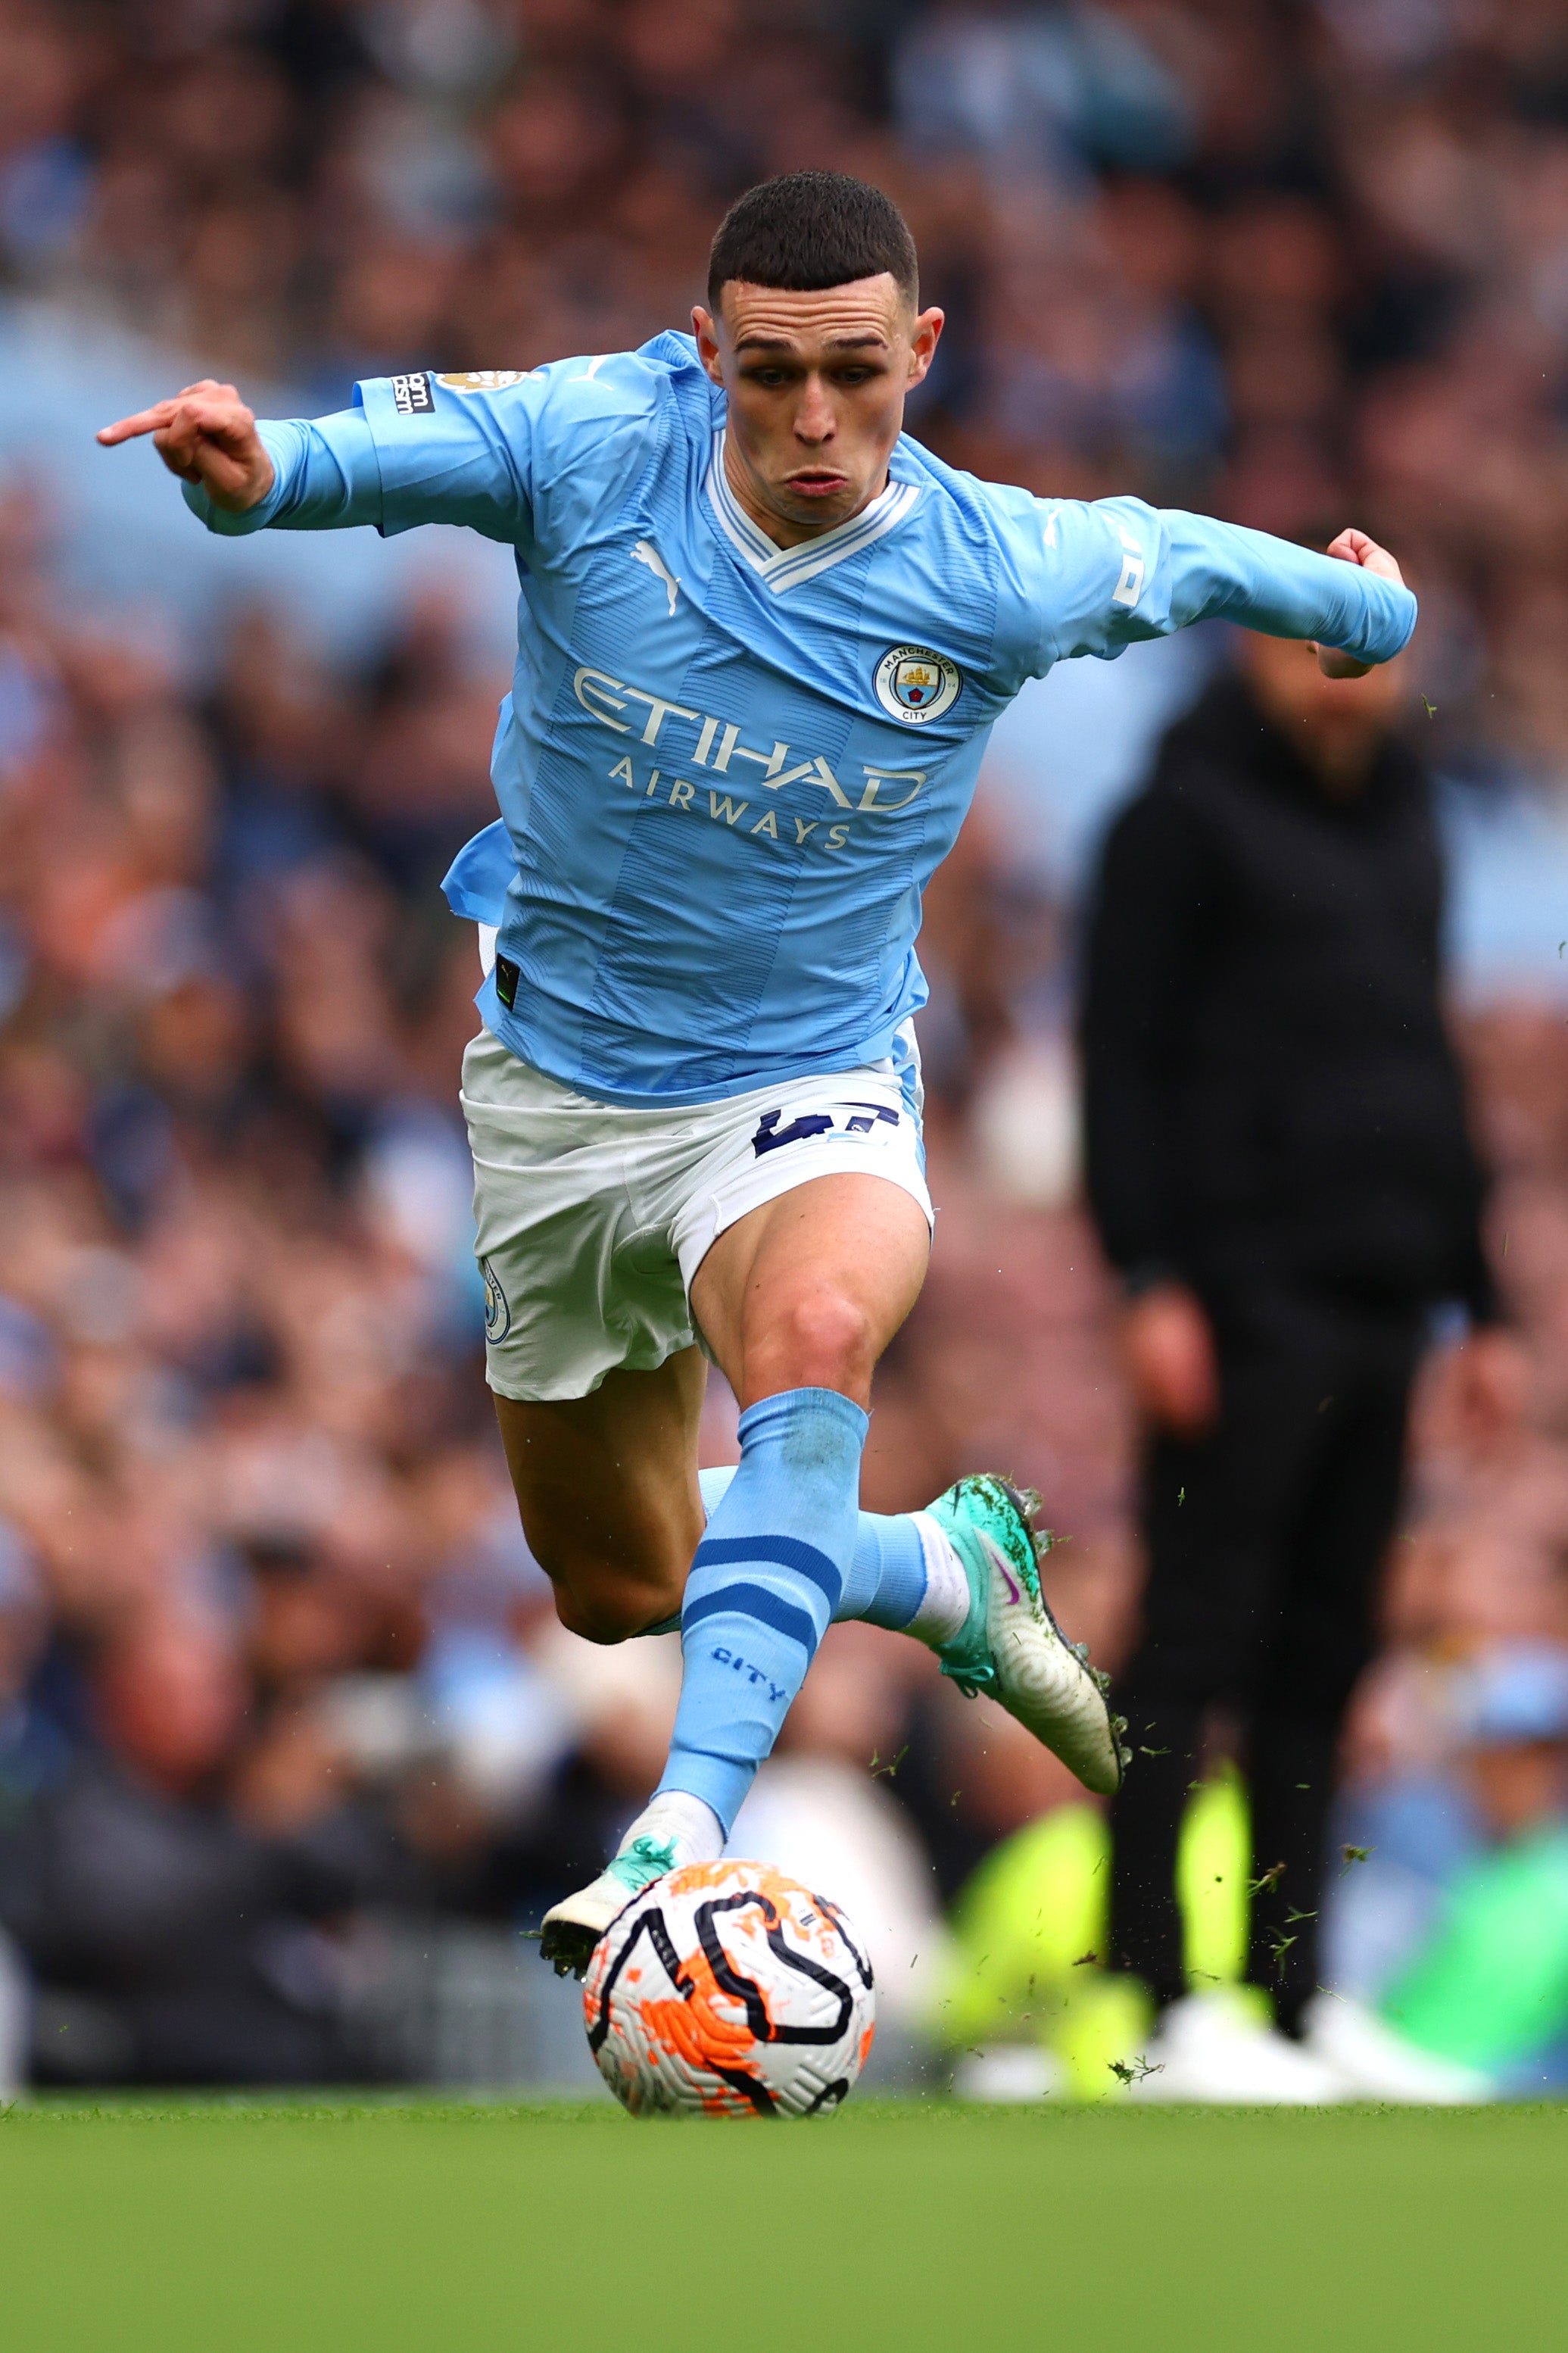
652, 1170, 929, 1844
679, 1177, 1125, 1805
492, 1350, 709, 1643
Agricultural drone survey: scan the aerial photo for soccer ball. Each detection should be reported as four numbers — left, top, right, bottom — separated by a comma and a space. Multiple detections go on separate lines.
583, 1858, 876, 2117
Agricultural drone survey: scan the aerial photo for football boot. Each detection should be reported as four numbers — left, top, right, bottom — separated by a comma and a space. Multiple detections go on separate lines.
538, 1833, 677, 1980
926, 1474, 1128, 1796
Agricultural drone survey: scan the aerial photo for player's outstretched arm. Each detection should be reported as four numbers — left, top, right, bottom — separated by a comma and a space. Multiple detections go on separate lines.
1157, 508, 1415, 671
97, 382, 391, 538
1049, 500, 1419, 678
97, 380, 276, 512
98, 370, 538, 543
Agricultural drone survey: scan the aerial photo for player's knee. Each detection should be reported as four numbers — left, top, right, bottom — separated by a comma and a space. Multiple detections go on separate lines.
765, 1288, 877, 1390
552, 1581, 648, 1646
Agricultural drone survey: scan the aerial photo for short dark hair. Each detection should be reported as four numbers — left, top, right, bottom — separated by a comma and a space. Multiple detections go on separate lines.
707, 171, 918, 310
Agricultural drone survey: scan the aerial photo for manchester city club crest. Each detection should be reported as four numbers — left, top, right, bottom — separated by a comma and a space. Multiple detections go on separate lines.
481, 1256, 511, 1342
874, 644, 962, 725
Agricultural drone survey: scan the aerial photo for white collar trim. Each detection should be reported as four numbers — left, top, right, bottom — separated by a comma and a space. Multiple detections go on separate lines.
704, 432, 920, 594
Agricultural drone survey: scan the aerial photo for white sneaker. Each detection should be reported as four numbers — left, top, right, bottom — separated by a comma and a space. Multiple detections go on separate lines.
1128, 1989, 1344, 2104
1300, 1993, 1495, 2105
952, 2044, 1064, 2102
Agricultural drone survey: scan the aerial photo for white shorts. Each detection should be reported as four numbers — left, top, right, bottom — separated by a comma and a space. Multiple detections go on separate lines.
461, 1028, 931, 1403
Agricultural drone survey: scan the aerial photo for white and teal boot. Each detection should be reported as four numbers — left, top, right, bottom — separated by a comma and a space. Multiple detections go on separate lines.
924, 1475, 1128, 1797
538, 1790, 724, 1979
538, 1835, 675, 1979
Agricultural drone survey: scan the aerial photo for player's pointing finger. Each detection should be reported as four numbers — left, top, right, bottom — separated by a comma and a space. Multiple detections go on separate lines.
96, 401, 182, 445
97, 382, 245, 447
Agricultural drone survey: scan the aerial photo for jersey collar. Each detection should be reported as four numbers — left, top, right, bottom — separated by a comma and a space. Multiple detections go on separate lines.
705, 431, 920, 594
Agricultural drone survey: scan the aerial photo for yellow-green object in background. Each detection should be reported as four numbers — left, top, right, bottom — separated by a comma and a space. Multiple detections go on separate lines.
1176, 1762, 1249, 1989
936, 1804, 1110, 2048
1055, 1971, 1154, 2099
937, 1770, 1253, 2090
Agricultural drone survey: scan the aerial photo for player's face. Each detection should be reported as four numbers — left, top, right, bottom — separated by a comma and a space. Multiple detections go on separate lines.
695, 275, 943, 545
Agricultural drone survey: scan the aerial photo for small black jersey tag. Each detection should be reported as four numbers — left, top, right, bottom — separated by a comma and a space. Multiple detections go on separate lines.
391, 371, 435, 417
494, 953, 520, 1011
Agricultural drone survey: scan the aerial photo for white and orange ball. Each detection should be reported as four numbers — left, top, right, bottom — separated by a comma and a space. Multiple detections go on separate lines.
583, 1858, 876, 2117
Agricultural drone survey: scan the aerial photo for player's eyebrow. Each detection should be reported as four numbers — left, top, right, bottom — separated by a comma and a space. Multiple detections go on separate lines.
733, 332, 890, 354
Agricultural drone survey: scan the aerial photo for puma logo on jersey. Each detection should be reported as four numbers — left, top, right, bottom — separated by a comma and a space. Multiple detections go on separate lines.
631, 538, 680, 616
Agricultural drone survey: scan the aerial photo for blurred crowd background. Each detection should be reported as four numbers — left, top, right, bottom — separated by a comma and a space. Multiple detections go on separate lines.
5, 0, 1568, 2096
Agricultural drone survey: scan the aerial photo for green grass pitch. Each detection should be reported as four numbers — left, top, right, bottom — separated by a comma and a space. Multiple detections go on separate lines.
3, 2096, 1563, 2351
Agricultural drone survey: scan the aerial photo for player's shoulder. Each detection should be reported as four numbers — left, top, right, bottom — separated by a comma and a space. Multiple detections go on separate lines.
893, 433, 1040, 555
897, 440, 1153, 576
516, 331, 712, 423
892, 442, 1146, 682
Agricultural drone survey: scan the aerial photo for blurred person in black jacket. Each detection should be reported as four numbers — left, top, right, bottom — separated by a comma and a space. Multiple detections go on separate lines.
1077, 626, 1525, 2098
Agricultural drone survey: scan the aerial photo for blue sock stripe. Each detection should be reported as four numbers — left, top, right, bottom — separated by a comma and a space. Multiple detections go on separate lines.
659, 1387, 868, 1836
690, 1534, 843, 1615
681, 1584, 821, 1657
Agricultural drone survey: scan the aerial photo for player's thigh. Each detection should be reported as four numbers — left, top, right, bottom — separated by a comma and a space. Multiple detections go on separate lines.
465, 1030, 696, 1406
689, 1172, 931, 1409
494, 1347, 709, 1640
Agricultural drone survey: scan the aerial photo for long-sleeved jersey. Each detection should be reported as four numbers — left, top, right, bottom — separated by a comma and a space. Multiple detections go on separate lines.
185, 335, 1417, 1106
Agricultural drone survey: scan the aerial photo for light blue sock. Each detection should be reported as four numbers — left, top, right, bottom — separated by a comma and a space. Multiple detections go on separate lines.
659, 1388, 868, 1833
698, 1465, 928, 1631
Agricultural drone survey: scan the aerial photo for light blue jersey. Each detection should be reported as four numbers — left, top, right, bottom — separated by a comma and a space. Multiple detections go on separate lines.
185, 335, 1416, 1106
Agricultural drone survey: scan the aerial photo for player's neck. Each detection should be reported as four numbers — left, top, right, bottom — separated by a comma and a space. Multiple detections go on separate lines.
722, 434, 889, 551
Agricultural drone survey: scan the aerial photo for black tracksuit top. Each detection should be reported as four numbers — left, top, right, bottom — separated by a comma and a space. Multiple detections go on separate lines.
1077, 673, 1498, 1321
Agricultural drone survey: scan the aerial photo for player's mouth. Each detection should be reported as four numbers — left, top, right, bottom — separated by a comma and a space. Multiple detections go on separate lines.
786, 470, 850, 499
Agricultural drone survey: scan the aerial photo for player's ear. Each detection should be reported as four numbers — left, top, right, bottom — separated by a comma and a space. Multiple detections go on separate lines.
907, 307, 945, 389
692, 304, 725, 387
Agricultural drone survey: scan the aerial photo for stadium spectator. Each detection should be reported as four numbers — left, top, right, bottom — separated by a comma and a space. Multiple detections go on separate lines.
0, 1607, 401, 2084
1315, 1641, 1568, 2099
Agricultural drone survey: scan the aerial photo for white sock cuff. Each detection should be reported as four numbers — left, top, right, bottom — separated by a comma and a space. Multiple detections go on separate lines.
906, 1510, 972, 1649
620, 1790, 725, 1866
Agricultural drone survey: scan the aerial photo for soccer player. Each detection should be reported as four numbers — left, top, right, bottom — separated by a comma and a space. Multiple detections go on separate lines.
99, 173, 1417, 1978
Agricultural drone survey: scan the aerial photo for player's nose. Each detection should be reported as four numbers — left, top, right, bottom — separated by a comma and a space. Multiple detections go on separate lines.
794, 373, 836, 441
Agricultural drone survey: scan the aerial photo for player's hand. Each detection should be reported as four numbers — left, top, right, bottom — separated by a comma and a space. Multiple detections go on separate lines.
1120, 1281, 1220, 1438
95, 380, 276, 512
1314, 529, 1406, 680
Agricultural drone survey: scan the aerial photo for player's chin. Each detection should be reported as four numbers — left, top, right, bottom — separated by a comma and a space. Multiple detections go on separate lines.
778, 478, 857, 523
